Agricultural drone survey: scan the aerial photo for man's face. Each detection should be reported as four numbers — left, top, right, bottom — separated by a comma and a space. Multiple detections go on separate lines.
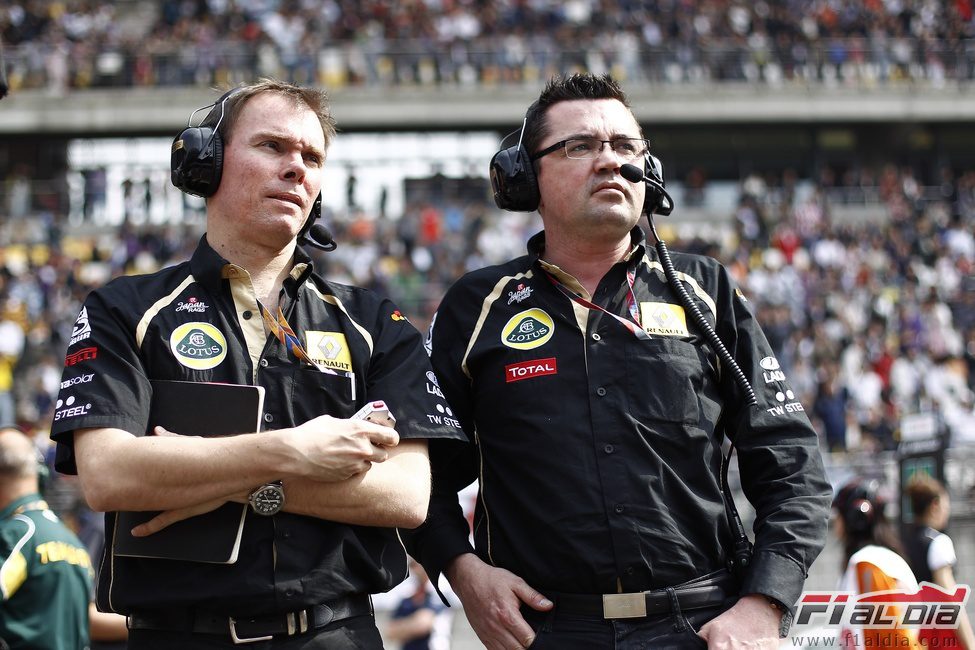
534, 98, 646, 242
209, 92, 326, 248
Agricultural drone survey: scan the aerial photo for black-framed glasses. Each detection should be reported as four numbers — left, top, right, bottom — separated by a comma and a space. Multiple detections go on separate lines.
531, 137, 650, 162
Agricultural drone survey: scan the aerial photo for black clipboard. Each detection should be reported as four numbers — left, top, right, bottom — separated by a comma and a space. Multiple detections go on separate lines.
112, 380, 265, 564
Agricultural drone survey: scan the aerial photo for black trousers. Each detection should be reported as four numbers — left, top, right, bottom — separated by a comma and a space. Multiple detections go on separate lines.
125, 614, 382, 650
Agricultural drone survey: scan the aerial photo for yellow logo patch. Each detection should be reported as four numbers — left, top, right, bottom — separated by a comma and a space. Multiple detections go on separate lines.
501, 309, 555, 350
640, 302, 689, 337
170, 322, 228, 369
305, 331, 353, 372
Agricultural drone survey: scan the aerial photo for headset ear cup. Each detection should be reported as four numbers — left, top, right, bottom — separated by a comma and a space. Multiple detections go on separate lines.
490, 145, 539, 212
208, 130, 224, 195
642, 153, 664, 215
170, 126, 223, 198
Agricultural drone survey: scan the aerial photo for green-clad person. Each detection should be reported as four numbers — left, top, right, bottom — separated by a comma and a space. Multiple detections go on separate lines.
1, 425, 93, 650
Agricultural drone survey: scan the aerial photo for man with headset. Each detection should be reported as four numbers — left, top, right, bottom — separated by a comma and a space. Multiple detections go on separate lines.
49, 79, 460, 648
405, 73, 832, 649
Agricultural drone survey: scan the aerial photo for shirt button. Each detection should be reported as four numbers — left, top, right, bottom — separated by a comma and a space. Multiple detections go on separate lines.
242, 310, 253, 320
625, 566, 635, 575
614, 504, 625, 514
259, 359, 269, 368
596, 387, 607, 397
264, 413, 274, 423
285, 590, 295, 598
604, 444, 614, 454
591, 332, 601, 341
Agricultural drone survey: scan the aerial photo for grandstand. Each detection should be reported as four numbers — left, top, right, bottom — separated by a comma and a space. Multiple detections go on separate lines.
2, 1, 974, 647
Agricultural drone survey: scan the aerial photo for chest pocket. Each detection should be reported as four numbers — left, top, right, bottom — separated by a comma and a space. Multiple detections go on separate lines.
290, 367, 356, 423
624, 337, 709, 425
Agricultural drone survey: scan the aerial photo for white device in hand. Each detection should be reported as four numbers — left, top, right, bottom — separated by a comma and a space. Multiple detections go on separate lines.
352, 400, 396, 428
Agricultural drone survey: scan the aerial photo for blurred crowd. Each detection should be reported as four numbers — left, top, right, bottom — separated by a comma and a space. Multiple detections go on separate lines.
1, 159, 973, 465
4, 0, 975, 93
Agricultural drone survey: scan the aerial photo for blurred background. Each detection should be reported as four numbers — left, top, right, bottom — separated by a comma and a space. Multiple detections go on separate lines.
1, 1, 974, 648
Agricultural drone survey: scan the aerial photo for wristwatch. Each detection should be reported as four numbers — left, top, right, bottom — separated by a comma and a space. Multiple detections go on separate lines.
248, 481, 285, 516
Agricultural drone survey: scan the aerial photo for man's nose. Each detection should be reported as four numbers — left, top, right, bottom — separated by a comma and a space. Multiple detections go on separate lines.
593, 142, 623, 169
282, 153, 307, 181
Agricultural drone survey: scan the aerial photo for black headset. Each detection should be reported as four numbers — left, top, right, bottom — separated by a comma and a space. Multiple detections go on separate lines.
488, 119, 673, 216
171, 88, 335, 251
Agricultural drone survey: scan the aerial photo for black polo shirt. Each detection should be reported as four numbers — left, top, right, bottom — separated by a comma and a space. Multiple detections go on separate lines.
50, 236, 462, 616
408, 228, 831, 615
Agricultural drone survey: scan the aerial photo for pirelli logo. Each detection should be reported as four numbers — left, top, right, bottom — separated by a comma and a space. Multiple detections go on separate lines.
65, 347, 98, 366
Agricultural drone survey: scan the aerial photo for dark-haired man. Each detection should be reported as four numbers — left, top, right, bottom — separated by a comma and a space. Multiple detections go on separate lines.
406, 73, 831, 649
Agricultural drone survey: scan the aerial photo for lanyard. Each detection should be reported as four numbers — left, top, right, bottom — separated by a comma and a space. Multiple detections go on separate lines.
258, 302, 334, 373
544, 264, 651, 340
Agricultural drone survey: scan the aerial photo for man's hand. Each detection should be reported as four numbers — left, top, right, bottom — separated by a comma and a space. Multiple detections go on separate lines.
129, 493, 246, 536
283, 414, 400, 482
698, 593, 782, 649
446, 554, 553, 650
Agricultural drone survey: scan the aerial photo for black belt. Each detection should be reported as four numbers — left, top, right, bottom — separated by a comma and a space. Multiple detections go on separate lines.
549, 571, 737, 620
127, 594, 373, 645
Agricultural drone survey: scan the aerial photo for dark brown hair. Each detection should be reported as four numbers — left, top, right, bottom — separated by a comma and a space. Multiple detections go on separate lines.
522, 73, 636, 158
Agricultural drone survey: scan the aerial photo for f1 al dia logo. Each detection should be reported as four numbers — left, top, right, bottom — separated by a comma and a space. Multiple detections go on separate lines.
169, 322, 227, 370
795, 582, 970, 630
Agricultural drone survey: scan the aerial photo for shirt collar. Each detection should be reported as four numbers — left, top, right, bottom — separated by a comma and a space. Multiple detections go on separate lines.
189, 235, 315, 296
0, 493, 46, 520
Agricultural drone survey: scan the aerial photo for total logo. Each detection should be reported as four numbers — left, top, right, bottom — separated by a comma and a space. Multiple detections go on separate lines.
53, 395, 92, 421
505, 358, 557, 383
60, 373, 95, 390
69, 307, 92, 347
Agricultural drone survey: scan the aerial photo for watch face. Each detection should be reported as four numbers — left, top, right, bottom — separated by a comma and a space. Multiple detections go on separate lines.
250, 485, 284, 515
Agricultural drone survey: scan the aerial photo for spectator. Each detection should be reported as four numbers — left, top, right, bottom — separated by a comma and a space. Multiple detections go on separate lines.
832, 478, 921, 650
903, 474, 975, 650
384, 561, 452, 650
0, 425, 92, 649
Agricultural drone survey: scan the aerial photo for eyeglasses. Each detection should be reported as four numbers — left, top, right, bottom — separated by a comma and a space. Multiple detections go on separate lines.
531, 137, 650, 162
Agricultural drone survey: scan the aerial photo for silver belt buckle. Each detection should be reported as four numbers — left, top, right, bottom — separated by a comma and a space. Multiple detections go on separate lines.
228, 617, 273, 645
602, 593, 648, 619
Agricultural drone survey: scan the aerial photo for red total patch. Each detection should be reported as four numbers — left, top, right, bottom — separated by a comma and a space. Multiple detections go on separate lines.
505, 358, 557, 383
